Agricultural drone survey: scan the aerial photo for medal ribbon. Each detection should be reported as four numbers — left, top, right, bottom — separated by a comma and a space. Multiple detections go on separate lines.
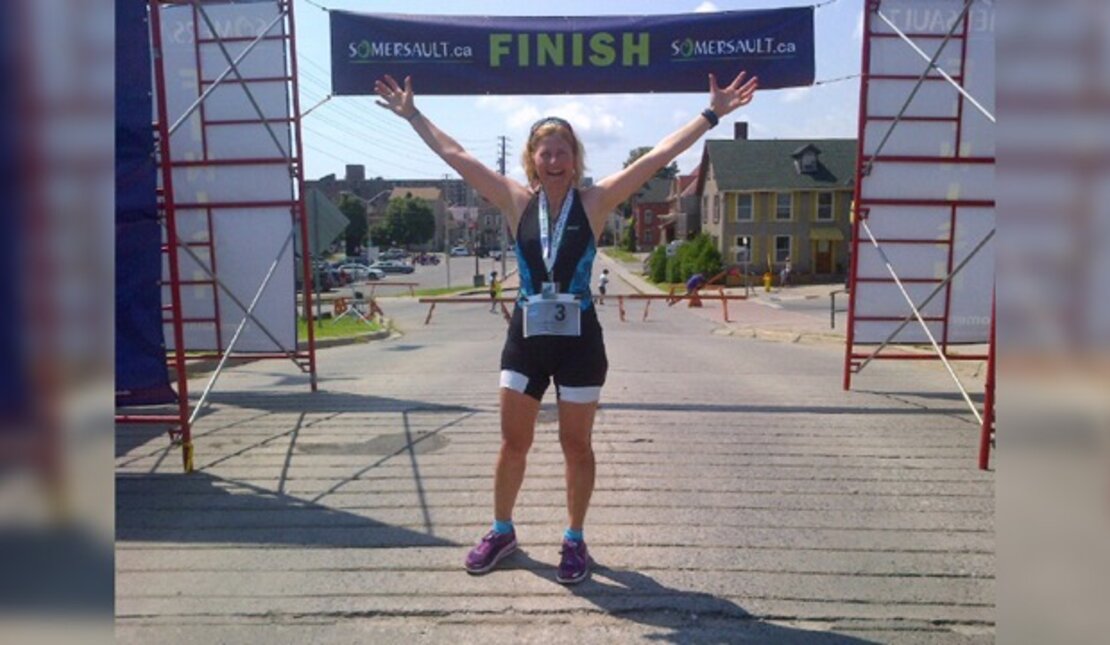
538, 188, 574, 277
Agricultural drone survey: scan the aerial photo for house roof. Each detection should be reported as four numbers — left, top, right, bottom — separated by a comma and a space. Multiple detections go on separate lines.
636, 176, 673, 203
679, 169, 700, 198
390, 186, 442, 202
699, 138, 857, 193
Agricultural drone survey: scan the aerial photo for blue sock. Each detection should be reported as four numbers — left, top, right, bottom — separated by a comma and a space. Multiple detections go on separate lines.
493, 519, 514, 535
564, 527, 584, 543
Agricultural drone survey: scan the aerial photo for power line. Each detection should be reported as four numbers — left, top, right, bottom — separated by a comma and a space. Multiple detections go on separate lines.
303, 124, 456, 177
813, 73, 861, 86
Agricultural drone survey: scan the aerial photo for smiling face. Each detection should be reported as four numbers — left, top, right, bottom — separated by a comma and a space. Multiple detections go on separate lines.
521, 121, 585, 192
532, 135, 575, 192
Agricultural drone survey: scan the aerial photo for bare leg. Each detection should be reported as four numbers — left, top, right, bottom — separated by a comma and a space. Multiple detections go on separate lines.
558, 400, 598, 531
494, 388, 540, 522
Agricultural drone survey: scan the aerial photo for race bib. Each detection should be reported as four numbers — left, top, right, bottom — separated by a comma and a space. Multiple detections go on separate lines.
523, 294, 580, 338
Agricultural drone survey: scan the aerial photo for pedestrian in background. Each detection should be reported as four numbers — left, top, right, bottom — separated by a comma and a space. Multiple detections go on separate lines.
489, 270, 501, 312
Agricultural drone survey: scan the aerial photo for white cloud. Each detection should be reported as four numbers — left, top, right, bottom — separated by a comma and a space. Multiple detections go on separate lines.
852, 13, 864, 43
780, 87, 811, 104
694, 1, 719, 13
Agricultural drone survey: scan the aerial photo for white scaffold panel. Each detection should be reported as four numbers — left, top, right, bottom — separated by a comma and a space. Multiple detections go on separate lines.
862, 162, 994, 202
850, 0, 995, 346
213, 208, 296, 352
159, 2, 296, 353
862, 121, 959, 157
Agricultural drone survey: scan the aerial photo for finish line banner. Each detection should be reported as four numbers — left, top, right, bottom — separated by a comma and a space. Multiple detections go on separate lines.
330, 8, 814, 95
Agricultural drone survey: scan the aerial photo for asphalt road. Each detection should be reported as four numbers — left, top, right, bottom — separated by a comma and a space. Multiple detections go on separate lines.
117, 274, 994, 643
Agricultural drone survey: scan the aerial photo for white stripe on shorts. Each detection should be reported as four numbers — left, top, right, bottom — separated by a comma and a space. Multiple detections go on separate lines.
499, 369, 530, 394
557, 384, 602, 404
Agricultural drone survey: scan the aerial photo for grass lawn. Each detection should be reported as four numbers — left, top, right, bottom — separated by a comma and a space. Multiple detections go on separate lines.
411, 285, 482, 297
601, 247, 639, 263
298, 315, 382, 341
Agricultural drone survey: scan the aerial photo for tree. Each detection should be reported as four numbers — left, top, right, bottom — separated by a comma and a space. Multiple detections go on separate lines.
620, 217, 637, 252
369, 224, 390, 248
381, 196, 436, 247
338, 193, 368, 256
623, 146, 679, 180
620, 146, 679, 218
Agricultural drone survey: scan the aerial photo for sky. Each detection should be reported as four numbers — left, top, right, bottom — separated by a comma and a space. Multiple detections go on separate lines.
292, 0, 864, 185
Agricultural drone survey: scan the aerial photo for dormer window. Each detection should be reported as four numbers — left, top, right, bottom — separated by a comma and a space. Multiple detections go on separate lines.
792, 144, 822, 175
800, 151, 817, 173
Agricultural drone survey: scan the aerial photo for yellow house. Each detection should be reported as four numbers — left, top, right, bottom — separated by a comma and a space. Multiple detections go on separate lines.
695, 129, 856, 279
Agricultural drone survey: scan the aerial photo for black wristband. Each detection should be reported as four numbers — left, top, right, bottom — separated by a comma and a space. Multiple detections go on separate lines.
701, 108, 720, 127
405, 109, 422, 122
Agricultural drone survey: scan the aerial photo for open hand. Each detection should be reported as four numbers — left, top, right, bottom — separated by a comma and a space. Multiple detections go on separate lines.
708, 71, 759, 117
374, 74, 416, 119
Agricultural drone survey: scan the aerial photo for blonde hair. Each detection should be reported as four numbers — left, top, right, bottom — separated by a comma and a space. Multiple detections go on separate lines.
521, 119, 586, 188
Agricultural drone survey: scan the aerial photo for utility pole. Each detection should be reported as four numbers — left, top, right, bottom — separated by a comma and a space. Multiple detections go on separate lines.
443, 173, 451, 288
498, 135, 508, 277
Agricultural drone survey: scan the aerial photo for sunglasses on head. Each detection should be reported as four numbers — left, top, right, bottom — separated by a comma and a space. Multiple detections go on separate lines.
530, 116, 573, 135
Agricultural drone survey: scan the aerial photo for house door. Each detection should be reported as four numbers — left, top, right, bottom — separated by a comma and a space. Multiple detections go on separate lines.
814, 240, 834, 274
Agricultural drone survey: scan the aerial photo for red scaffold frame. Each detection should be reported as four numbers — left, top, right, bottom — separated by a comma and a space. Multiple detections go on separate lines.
115, 0, 317, 473
843, 0, 996, 470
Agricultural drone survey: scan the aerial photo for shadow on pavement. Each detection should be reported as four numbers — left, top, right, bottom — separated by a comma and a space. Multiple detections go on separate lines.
600, 401, 971, 416
116, 471, 458, 549
200, 389, 478, 415
511, 550, 876, 644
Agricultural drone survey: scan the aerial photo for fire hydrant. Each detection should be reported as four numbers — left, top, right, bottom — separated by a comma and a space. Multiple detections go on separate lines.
762, 271, 773, 292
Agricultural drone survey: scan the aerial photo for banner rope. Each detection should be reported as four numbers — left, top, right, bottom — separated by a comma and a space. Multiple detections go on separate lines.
814, 72, 861, 86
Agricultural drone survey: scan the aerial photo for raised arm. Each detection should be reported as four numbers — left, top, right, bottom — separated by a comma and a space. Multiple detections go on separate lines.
583, 71, 759, 231
374, 75, 531, 226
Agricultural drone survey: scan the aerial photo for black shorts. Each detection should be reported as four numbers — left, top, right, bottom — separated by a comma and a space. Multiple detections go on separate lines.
499, 304, 608, 402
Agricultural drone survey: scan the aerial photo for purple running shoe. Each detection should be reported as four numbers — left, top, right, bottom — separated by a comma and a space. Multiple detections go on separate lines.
556, 538, 592, 584
464, 529, 517, 574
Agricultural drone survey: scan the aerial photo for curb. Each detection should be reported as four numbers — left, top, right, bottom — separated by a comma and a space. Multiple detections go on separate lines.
180, 321, 396, 378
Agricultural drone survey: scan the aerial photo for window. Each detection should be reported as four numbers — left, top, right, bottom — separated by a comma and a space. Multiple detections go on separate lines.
774, 235, 791, 263
734, 235, 752, 263
737, 194, 753, 221
800, 152, 817, 173
702, 196, 708, 224
711, 195, 720, 224
645, 209, 654, 224
645, 229, 654, 244
775, 193, 792, 220
816, 192, 833, 221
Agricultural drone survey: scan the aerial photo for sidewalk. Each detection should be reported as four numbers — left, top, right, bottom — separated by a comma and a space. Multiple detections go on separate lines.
596, 252, 986, 379
597, 251, 847, 342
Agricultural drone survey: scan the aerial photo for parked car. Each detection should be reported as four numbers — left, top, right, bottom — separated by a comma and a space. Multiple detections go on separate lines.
370, 260, 415, 274
381, 247, 408, 260
414, 252, 440, 265
338, 263, 384, 282
298, 262, 341, 292
449, 246, 469, 257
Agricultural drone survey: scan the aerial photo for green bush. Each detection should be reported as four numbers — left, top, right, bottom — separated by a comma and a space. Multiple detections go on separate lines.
621, 218, 638, 252
648, 245, 667, 282
665, 254, 682, 283
673, 234, 723, 283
